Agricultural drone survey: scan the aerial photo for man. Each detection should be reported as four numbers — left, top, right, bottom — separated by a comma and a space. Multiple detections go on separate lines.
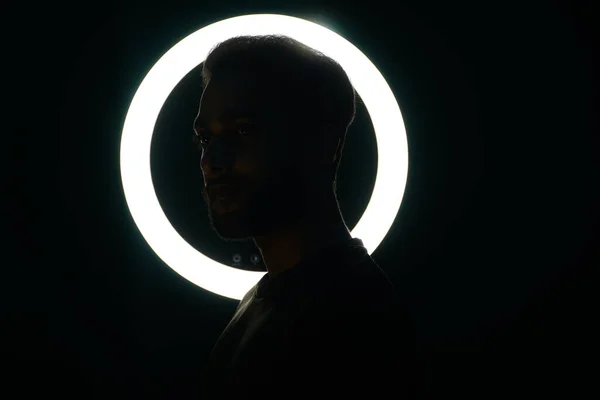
193, 35, 418, 397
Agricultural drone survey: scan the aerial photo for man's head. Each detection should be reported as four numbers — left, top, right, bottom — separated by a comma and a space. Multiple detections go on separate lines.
193, 35, 356, 243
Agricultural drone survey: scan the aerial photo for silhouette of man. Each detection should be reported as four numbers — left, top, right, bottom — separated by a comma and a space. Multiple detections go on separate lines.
194, 35, 417, 397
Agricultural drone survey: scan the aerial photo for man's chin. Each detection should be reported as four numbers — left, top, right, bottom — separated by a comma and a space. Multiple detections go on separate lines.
213, 228, 253, 243
209, 212, 254, 243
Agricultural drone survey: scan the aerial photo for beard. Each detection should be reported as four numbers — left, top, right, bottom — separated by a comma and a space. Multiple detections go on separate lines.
202, 165, 311, 243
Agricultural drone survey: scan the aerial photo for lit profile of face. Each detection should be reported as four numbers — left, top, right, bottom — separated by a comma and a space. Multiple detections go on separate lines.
194, 70, 316, 243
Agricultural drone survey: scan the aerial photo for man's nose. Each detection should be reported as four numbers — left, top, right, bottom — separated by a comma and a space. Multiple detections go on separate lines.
200, 139, 237, 180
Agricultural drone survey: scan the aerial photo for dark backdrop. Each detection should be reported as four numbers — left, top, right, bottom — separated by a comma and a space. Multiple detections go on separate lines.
5, 0, 597, 398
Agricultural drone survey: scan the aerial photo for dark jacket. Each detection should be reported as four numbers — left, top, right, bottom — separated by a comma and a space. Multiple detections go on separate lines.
199, 237, 418, 398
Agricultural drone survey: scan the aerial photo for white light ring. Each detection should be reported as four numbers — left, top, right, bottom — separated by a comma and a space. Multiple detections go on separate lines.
120, 14, 408, 300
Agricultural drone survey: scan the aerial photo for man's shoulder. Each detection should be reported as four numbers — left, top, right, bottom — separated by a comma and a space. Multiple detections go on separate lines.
303, 258, 399, 320
334, 255, 398, 304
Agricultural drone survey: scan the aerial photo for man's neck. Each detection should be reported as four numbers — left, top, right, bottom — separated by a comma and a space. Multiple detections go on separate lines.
254, 210, 351, 280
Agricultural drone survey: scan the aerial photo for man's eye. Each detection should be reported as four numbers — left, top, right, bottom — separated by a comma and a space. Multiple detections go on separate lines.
192, 124, 256, 149
237, 123, 257, 136
192, 133, 209, 148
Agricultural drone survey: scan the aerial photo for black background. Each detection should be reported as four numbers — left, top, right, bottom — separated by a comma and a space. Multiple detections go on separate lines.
5, 0, 598, 398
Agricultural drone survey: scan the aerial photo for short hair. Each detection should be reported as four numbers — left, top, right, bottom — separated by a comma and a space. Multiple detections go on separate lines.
201, 34, 357, 185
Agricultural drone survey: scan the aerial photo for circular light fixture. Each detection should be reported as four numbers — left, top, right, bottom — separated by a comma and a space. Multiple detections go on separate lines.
120, 14, 408, 300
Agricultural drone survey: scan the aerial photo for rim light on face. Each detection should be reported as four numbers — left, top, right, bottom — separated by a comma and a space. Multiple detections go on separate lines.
120, 14, 408, 300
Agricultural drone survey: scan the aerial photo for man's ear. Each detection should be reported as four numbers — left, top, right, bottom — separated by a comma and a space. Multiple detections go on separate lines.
332, 137, 341, 163
323, 124, 341, 164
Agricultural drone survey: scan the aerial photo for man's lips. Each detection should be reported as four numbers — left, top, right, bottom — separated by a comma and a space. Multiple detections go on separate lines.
208, 184, 242, 213
208, 184, 237, 199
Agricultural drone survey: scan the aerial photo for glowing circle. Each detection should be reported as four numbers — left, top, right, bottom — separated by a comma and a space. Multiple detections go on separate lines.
120, 14, 408, 300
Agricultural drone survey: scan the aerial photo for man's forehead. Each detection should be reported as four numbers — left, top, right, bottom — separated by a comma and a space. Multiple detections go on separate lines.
195, 106, 261, 131
198, 74, 282, 121
197, 93, 262, 125
204, 69, 268, 95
